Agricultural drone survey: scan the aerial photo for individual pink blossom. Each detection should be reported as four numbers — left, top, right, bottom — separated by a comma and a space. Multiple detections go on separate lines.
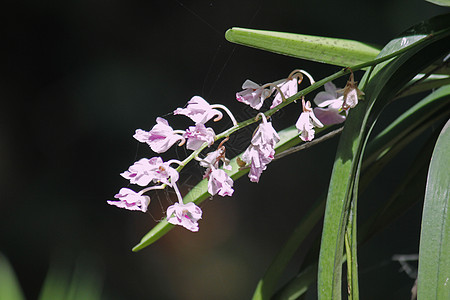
167, 202, 202, 232
134, 117, 184, 153
236, 79, 272, 110
198, 144, 234, 197
199, 149, 223, 169
270, 78, 298, 109
241, 145, 273, 183
313, 82, 346, 125
174, 96, 223, 124
207, 167, 234, 197
250, 118, 281, 151
121, 157, 179, 187
296, 99, 324, 142
341, 72, 364, 110
240, 115, 280, 182
183, 123, 216, 150
199, 147, 231, 176
107, 188, 150, 212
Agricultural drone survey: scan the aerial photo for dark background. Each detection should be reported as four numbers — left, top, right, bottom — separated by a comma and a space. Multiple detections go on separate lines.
1, 1, 447, 299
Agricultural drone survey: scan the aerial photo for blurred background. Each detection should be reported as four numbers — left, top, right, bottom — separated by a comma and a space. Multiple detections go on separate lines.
1, 0, 447, 299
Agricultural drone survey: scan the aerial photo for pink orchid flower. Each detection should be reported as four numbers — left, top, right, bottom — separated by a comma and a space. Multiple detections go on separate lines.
121, 157, 179, 187
174, 96, 223, 124
134, 117, 184, 153
236, 79, 272, 110
167, 202, 202, 232
107, 188, 150, 212
183, 123, 216, 150
296, 99, 324, 142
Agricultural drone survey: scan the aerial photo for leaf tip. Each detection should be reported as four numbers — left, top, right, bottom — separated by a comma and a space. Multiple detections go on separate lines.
225, 28, 237, 42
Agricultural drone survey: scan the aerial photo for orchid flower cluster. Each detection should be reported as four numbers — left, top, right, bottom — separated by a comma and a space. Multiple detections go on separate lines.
108, 69, 363, 232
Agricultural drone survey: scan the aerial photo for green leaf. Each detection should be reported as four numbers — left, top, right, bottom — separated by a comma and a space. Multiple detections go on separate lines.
317, 15, 450, 300
396, 75, 450, 99
417, 119, 450, 300
425, 0, 450, 6
0, 253, 26, 300
225, 28, 380, 67
364, 85, 450, 168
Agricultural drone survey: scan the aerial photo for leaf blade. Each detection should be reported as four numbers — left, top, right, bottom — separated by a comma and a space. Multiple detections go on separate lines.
417, 119, 450, 299
425, 0, 450, 7
225, 27, 380, 67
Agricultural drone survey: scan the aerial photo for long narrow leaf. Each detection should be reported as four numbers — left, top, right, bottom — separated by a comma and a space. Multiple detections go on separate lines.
273, 111, 447, 300
318, 15, 450, 300
364, 85, 450, 168
417, 119, 450, 299
425, 0, 450, 6
225, 28, 380, 67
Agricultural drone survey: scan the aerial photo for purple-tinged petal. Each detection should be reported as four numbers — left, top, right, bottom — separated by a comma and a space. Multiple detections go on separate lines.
251, 121, 280, 149
134, 117, 183, 153
271, 78, 298, 109
236, 79, 271, 110
313, 107, 346, 125
314, 82, 343, 107
183, 123, 216, 150
296, 112, 315, 142
324, 81, 339, 97
174, 96, 223, 124
240, 120, 279, 182
207, 168, 234, 197
107, 188, 150, 212
167, 202, 202, 232
121, 157, 179, 187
